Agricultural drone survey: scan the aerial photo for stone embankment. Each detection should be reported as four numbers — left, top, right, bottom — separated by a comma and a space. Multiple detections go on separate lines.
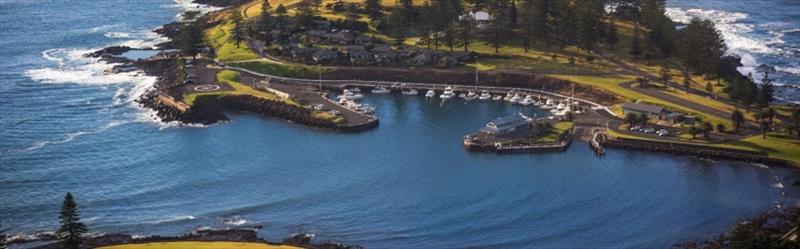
601, 137, 796, 166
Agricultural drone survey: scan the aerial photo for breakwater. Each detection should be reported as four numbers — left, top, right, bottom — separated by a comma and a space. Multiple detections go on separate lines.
602, 137, 796, 167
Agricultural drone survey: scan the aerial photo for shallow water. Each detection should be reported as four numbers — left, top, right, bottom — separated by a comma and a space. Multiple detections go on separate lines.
1, 0, 799, 248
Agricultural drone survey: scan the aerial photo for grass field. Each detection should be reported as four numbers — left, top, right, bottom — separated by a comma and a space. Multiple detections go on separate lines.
228, 60, 329, 78
205, 22, 260, 62
98, 242, 301, 249
538, 121, 574, 143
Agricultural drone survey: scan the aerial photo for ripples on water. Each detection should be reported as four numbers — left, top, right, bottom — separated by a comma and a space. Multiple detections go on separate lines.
1, 0, 799, 248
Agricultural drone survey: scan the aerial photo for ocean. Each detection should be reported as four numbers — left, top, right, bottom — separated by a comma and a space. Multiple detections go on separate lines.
1, 0, 798, 248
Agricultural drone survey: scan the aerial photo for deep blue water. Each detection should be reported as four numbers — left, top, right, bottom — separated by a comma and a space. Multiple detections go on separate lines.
1, 1, 799, 248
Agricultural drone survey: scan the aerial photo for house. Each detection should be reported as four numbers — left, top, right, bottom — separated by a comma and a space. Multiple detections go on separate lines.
354, 35, 372, 45
481, 113, 533, 135
291, 47, 319, 60
622, 102, 668, 120
312, 49, 339, 63
371, 44, 392, 53
348, 49, 372, 64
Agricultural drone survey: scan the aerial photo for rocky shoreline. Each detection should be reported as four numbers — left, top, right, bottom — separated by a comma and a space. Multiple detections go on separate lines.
10, 228, 360, 249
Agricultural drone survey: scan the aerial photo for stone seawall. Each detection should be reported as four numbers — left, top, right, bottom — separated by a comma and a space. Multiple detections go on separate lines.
602, 138, 795, 166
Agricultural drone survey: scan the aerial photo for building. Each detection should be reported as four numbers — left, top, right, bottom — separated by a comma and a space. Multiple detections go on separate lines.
481, 113, 533, 135
622, 102, 668, 120
312, 49, 339, 63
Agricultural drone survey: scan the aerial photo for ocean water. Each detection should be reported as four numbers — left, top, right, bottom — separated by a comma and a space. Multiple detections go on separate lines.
1, 0, 799, 248
667, 0, 800, 103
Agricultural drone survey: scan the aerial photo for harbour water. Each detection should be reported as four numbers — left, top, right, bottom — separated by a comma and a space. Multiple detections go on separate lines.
1, 0, 799, 248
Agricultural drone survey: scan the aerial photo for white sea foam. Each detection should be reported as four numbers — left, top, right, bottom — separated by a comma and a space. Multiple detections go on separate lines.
19, 131, 93, 152
172, 0, 222, 20
776, 66, 800, 76
222, 216, 248, 226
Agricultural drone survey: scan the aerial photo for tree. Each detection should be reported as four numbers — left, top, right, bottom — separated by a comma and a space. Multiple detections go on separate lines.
705, 82, 713, 94
731, 110, 744, 133
625, 112, 637, 126
486, 0, 512, 53
1, 220, 7, 249
456, 12, 475, 51
683, 77, 690, 92
364, 0, 382, 19
606, 17, 619, 48
702, 121, 713, 138
57, 192, 88, 249
792, 108, 800, 137
630, 23, 642, 58
688, 126, 698, 139
716, 123, 725, 132
659, 66, 671, 85
575, 0, 604, 51
759, 120, 770, 139
678, 18, 726, 77
260, 0, 273, 46
637, 113, 649, 127
230, 9, 246, 48
296, 0, 320, 27
178, 23, 202, 58
757, 72, 775, 107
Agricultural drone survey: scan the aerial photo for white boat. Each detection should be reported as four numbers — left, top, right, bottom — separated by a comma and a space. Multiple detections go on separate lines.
464, 91, 478, 101
478, 91, 492, 100
425, 89, 436, 98
503, 92, 514, 102
347, 87, 361, 93
439, 86, 456, 99
509, 94, 521, 104
556, 103, 566, 110
492, 95, 503, 101
337, 95, 348, 105
402, 89, 419, 95
519, 95, 534, 105
343, 89, 363, 100
371, 85, 391, 94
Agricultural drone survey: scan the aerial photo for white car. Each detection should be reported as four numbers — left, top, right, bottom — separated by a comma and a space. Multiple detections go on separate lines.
643, 128, 656, 134
657, 129, 670, 136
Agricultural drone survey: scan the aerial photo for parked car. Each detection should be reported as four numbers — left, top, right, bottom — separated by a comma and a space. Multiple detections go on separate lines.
657, 129, 670, 136
630, 126, 642, 132
313, 104, 324, 110
643, 127, 656, 134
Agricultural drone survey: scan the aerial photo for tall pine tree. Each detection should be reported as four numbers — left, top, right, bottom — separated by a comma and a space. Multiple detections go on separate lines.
230, 9, 246, 48
57, 192, 88, 249
260, 0, 272, 46
630, 23, 642, 58
364, 0, 382, 19
486, 0, 512, 53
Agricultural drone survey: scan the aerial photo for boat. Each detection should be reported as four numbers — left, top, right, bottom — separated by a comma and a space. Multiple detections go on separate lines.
371, 85, 391, 94
478, 91, 492, 100
402, 88, 419, 95
343, 89, 363, 100
425, 89, 436, 98
540, 99, 556, 109
458, 93, 466, 98
492, 95, 503, 101
347, 87, 361, 93
337, 95, 348, 105
503, 92, 514, 102
519, 95, 534, 105
509, 94, 521, 104
464, 91, 478, 101
556, 103, 566, 110
533, 100, 544, 106
439, 86, 456, 99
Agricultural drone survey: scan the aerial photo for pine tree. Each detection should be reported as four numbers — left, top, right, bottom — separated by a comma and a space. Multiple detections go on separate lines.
486, 0, 512, 53
230, 9, 246, 48
606, 17, 619, 48
364, 0, 382, 19
1, 220, 7, 249
178, 23, 202, 57
57, 192, 88, 249
296, 0, 320, 27
705, 82, 713, 94
630, 23, 642, 58
731, 110, 744, 133
456, 11, 475, 51
518, 0, 534, 51
659, 66, 671, 86
260, 0, 272, 46
758, 72, 775, 106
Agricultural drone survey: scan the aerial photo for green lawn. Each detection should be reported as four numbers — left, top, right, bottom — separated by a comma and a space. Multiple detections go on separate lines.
228, 60, 329, 78
538, 121, 574, 143
205, 22, 259, 62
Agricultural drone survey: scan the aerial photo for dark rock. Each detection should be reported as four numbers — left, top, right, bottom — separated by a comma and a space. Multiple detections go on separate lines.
85, 46, 132, 57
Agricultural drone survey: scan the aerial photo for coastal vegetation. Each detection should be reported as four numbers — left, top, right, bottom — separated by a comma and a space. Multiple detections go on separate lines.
228, 60, 328, 78
205, 22, 259, 61
98, 242, 302, 249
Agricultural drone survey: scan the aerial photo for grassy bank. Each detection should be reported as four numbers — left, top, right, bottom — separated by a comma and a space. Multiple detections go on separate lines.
538, 121, 574, 143
228, 60, 329, 78
98, 242, 301, 249
205, 22, 259, 62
